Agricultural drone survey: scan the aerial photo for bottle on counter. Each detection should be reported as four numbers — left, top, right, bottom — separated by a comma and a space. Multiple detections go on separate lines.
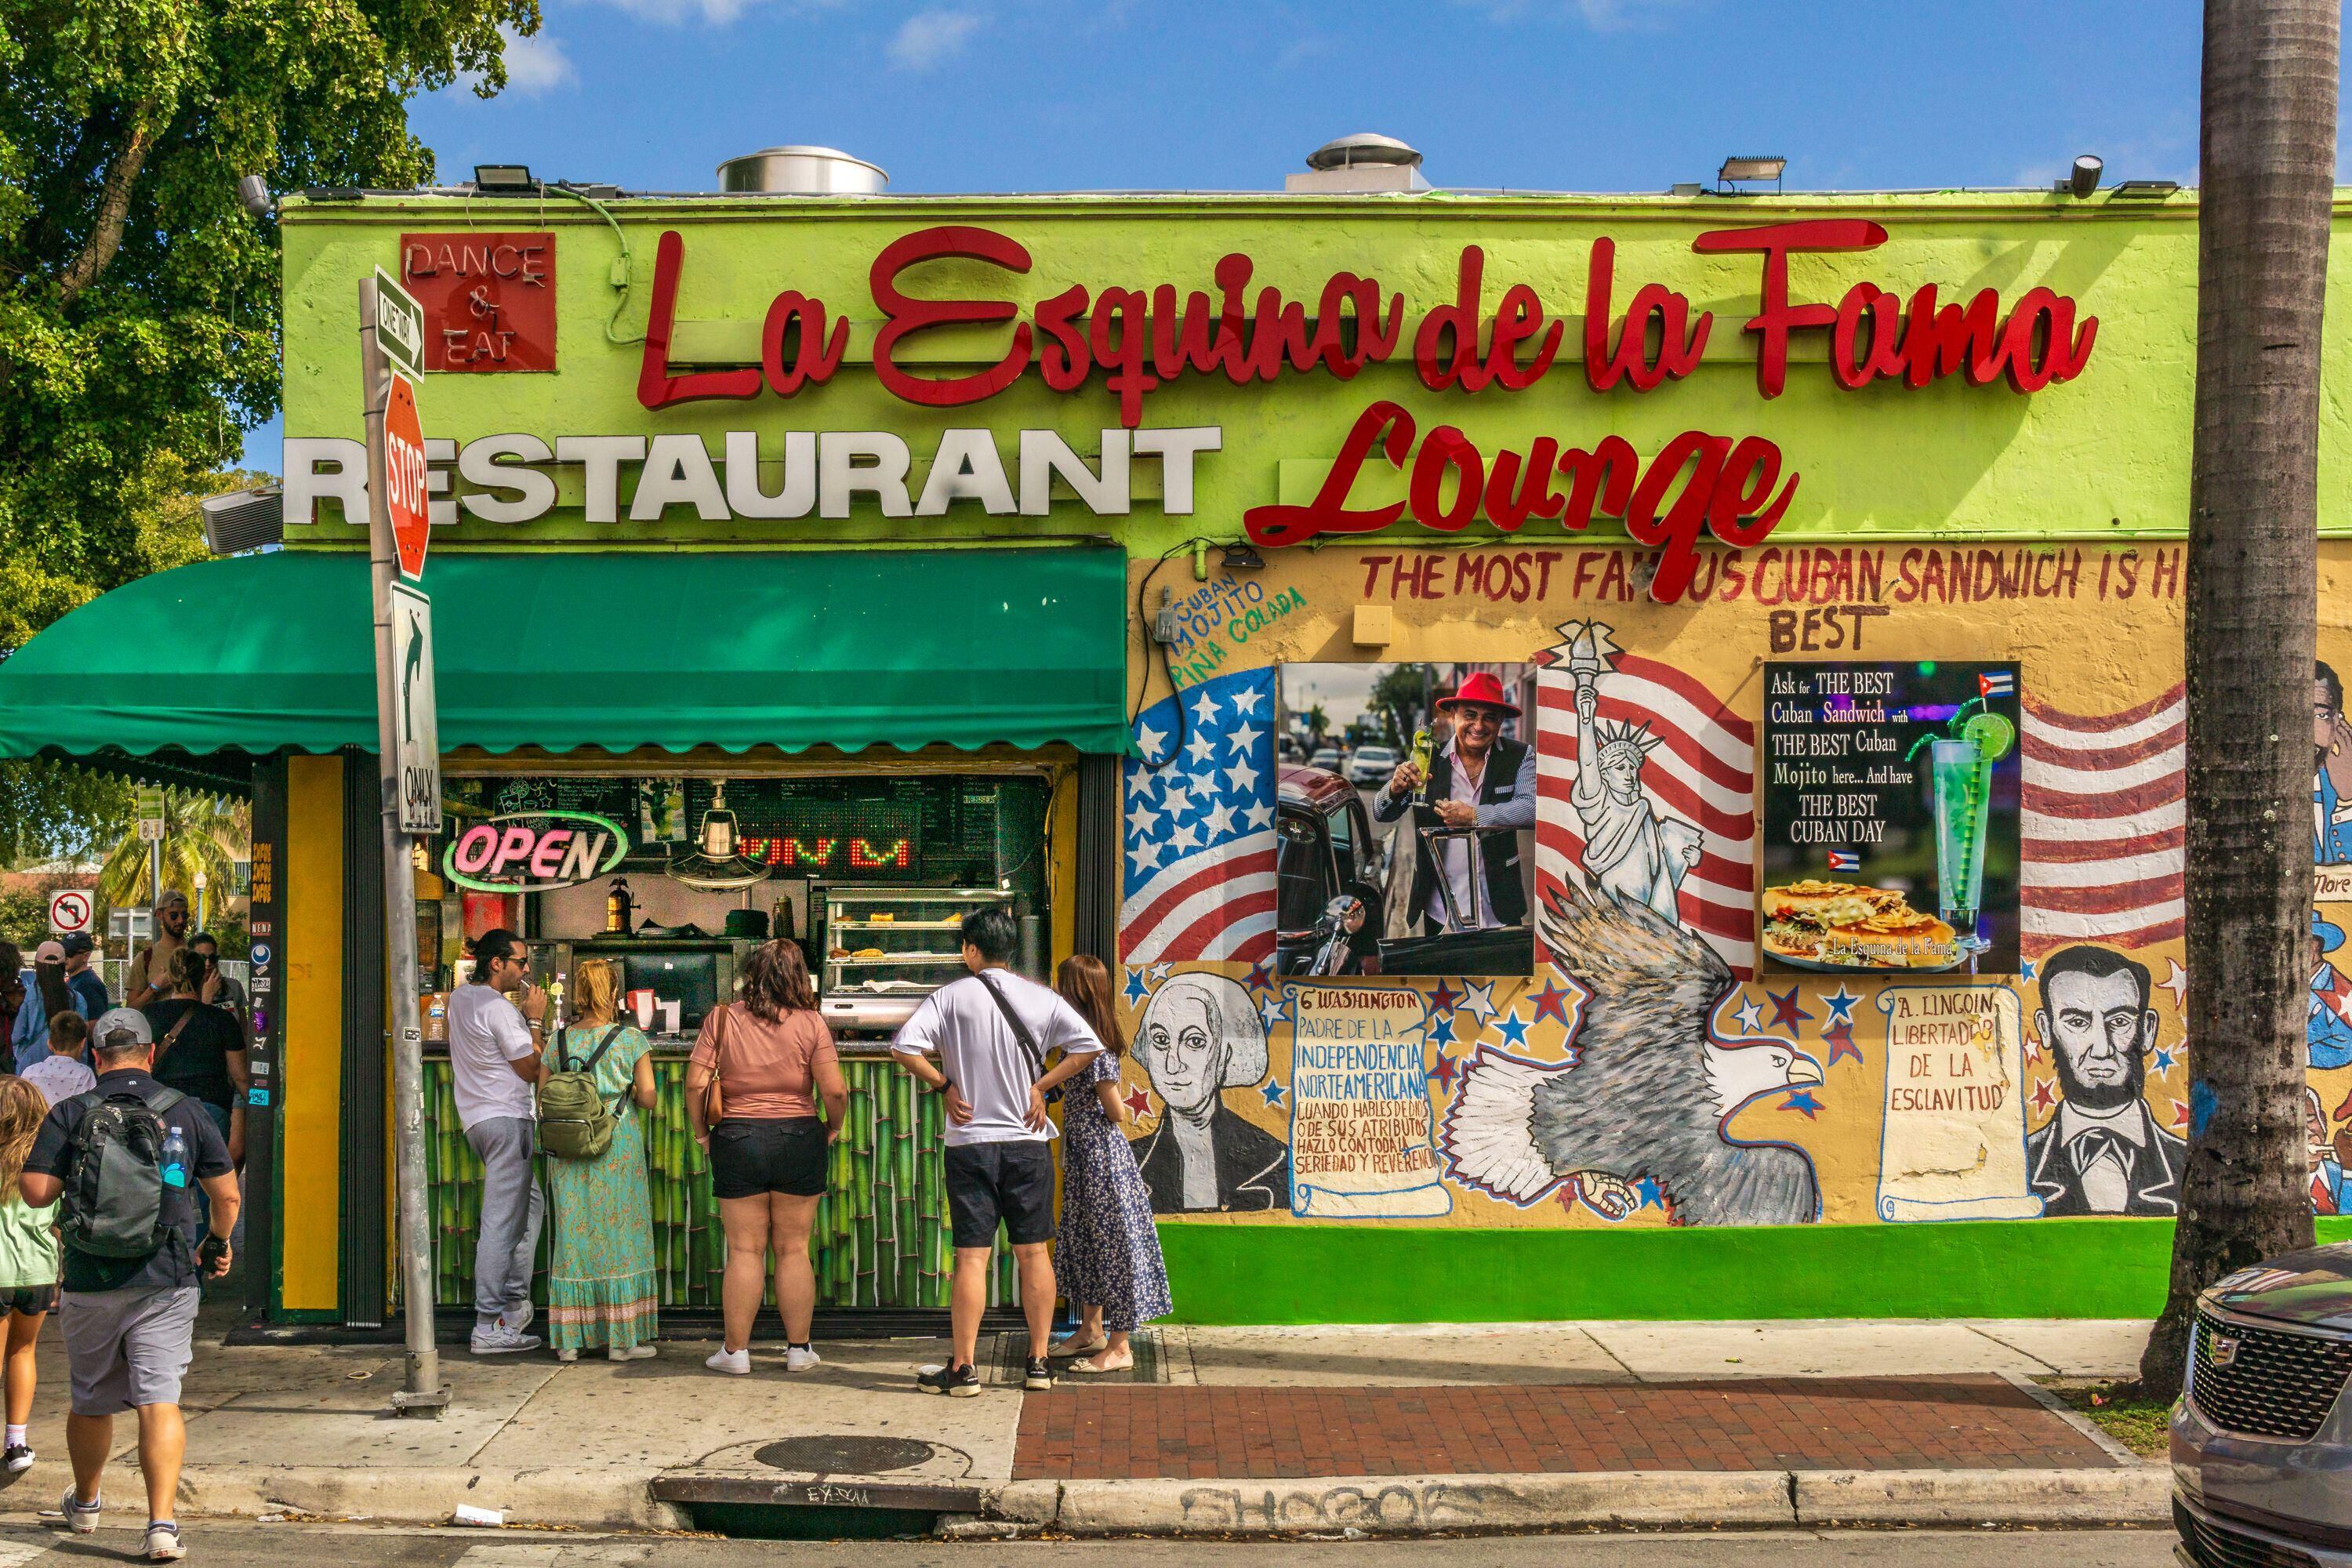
546, 974, 566, 1033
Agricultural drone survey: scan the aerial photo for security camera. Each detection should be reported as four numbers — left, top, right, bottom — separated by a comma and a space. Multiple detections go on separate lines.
236, 174, 274, 218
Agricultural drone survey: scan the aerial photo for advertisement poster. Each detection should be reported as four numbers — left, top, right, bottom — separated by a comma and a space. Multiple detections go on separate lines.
1760, 661, 2022, 975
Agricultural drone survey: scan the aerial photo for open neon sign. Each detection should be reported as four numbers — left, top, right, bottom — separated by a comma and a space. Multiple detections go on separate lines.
444, 811, 629, 892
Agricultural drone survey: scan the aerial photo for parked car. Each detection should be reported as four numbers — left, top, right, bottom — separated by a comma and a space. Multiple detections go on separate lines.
1273, 764, 1532, 978
1345, 745, 1399, 789
1308, 746, 1341, 772
2172, 1241, 2352, 1568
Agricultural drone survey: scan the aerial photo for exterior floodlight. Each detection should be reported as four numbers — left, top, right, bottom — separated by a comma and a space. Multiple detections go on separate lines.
1220, 543, 1265, 572
1717, 155, 1787, 191
235, 174, 274, 218
2113, 179, 2182, 199
2065, 155, 2103, 198
472, 164, 537, 191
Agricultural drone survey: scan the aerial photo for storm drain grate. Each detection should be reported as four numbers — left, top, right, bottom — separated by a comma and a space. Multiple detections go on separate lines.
988, 1327, 1168, 1385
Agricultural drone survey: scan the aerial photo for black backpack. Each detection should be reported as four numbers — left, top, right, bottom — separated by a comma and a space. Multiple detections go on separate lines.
60, 1086, 185, 1260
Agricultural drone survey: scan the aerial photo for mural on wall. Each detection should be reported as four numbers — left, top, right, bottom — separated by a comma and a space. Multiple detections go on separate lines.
1098, 541, 2345, 1233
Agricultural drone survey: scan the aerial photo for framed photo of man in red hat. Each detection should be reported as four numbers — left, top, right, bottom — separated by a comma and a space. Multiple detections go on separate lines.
1371, 669, 1538, 938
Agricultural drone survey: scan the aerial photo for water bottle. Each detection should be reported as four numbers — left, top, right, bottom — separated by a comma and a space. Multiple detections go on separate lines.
160, 1125, 188, 1189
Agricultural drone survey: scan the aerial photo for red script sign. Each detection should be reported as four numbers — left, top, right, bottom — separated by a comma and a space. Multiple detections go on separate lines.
384, 371, 430, 579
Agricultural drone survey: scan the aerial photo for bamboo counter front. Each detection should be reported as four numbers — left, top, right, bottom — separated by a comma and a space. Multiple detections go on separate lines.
418, 1048, 1022, 1312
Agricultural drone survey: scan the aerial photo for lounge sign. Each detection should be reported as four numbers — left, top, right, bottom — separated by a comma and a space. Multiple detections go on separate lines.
443, 811, 628, 892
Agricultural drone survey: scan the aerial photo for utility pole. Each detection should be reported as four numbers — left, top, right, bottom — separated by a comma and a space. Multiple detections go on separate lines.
360, 274, 445, 1417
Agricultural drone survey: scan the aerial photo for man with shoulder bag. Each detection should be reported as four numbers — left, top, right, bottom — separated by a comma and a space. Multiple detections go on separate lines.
891, 909, 1102, 1397
20, 1008, 235, 1563
448, 931, 548, 1356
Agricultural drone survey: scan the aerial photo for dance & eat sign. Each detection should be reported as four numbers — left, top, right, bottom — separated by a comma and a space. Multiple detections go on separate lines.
637, 221, 2099, 602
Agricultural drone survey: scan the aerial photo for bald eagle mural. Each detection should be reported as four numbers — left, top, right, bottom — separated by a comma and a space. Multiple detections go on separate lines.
1440, 881, 1823, 1226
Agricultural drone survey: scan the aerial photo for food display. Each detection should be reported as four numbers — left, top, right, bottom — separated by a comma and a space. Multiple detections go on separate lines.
1761, 880, 1957, 969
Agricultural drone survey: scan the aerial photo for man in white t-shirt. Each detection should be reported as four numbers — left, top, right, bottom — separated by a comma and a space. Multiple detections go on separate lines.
893, 909, 1100, 1396
447, 929, 547, 1355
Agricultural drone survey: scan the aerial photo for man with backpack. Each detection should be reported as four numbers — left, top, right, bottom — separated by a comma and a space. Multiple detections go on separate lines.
19, 1007, 235, 1563
891, 909, 1102, 1397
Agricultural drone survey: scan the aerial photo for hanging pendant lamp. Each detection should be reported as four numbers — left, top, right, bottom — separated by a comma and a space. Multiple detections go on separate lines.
664, 780, 771, 891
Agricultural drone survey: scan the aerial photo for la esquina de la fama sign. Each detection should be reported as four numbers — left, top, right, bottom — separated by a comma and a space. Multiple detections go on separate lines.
292, 219, 2097, 605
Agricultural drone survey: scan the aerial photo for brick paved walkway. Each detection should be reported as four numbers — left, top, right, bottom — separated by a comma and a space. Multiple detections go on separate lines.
1013, 1377, 2118, 1479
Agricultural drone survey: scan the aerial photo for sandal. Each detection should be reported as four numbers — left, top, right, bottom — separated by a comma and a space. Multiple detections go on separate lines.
1069, 1352, 1134, 1375
1047, 1333, 1107, 1360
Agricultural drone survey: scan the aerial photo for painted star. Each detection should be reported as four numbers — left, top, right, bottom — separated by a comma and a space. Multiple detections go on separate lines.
1225, 757, 1261, 794
1240, 802, 1274, 830
1186, 731, 1217, 765
1823, 1020, 1862, 1069
1244, 960, 1273, 992
1634, 1176, 1664, 1210
1124, 800, 1162, 837
1191, 690, 1221, 725
1766, 985, 1813, 1033
1127, 839, 1163, 875
2172, 1098, 2192, 1131
1530, 981, 1574, 1028
1123, 968, 1151, 1006
1160, 782, 1192, 818
1122, 1086, 1152, 1117
2024, 1033, 2043, 1065
1167, 821, 1202, 853
2161, 958, 2190, 1012
1495, 1009, 1531, 1049
1227, 720, 1265, 755
1460, 979, 1500, 1025
1733, 993, 1765, 1035
1148, 962, 1171, 984
1821, 985, 1860, 1027
2030, 1078, 2057, 1113
1134, 721, 1167, 759
1258, 991, 1291, 1029
1429, 1053, 1461, 1087
2154, 1046, 2177, 1076
1201, 801, 1236, 840
2020, 958, 2038, 982
1779, 1088, 1824, 1120
1426, 979, 1462, 1014
1229, 684, 1264, 716
1427, 1014, 1457, 1048
1260, 1079, 1286, 1109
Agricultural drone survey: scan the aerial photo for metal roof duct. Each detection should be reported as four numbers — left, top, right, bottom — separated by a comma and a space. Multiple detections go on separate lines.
715, 146, 889, 195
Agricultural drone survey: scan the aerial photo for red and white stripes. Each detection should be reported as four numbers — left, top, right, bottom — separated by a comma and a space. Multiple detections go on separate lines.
2019, 684, 2185, 956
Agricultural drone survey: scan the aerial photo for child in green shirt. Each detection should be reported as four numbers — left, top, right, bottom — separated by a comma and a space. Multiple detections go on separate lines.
0, 1076, 59, 1474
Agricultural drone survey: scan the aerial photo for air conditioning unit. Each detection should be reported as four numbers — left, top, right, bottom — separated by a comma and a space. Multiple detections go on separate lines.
199, 487, 284, 555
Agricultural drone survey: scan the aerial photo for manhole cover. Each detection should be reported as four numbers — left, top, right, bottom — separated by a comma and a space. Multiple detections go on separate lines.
752, 1436, 937, 1474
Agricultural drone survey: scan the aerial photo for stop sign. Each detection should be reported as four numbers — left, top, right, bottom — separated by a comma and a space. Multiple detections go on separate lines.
384, 370, 430, 579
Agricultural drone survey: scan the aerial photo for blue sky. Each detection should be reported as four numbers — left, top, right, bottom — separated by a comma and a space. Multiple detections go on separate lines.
242, 0, 2246, 470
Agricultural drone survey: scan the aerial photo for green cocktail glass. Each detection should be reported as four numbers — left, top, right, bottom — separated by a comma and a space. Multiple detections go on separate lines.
1929, 737, 1991, 958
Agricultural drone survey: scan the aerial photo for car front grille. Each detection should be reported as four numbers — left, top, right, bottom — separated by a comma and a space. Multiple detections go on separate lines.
2177, 1499, 2323, 1568
2190, 1308, 2352, 1441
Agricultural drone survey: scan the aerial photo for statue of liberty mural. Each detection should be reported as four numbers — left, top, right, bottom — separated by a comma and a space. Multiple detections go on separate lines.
1560, 621, 1703, 922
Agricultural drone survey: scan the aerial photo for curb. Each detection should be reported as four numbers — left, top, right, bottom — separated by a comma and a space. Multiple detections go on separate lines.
1794, 1466, 2172, 1526
172, 1466, 690, 1531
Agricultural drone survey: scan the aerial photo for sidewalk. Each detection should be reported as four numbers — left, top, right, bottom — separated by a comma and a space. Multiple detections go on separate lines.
0, 1318, 2168, 1536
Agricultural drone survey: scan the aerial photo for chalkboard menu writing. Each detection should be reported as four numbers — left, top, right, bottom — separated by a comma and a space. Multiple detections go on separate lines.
1759, 661, 2022, 975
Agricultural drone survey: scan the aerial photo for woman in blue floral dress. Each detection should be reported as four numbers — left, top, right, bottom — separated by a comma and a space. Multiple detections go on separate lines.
1048, 955, 1171, 1373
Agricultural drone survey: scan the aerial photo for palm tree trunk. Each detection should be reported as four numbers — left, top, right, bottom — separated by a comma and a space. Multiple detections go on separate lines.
2142, 0, 2338, 1399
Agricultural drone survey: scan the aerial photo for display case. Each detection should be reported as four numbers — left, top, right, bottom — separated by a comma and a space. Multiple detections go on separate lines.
816, 884, 1016, 1036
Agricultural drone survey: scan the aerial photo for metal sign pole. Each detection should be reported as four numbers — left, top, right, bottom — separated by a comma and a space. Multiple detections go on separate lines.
359, 277, 445, 1417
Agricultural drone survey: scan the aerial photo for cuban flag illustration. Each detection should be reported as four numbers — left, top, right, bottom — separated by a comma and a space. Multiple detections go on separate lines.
1826, 849, 1862, 873
1978, 670, 2016, 699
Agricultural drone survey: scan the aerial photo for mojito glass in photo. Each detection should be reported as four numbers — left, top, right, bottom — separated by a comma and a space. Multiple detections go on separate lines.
1930, 737, 1991, 949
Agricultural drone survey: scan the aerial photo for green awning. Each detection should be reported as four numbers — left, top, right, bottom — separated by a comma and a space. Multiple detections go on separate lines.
0, 547, 1131, 762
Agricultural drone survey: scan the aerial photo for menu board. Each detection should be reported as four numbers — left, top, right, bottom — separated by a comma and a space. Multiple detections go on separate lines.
1759, 661, 2022, 975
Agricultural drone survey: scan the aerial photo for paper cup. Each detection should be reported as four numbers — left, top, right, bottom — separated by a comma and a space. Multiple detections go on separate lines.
627, 989, 656, 1029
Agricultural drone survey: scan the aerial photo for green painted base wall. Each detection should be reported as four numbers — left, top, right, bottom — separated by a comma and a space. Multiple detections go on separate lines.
1156, 1217, 2352, 1323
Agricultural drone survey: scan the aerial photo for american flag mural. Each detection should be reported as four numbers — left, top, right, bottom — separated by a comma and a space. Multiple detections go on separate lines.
2020, 683, 2185, 956
1533, 630, 1760, 975
1120, 666, 1279, 964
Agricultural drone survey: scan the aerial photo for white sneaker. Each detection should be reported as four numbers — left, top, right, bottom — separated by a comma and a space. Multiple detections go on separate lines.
60, 1488, 98, 1533
705, 1346, 750, 1375
500, 1301, 534, 1334
470, 1323, 542, 1356
784, 1344, 821, 1373
609, 1345, 657, 1362
555, 1348, 578, 1363
144, 1522, 186, 1562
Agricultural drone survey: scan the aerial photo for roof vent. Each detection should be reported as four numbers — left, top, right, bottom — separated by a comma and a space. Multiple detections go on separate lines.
1286, 133, 1430, 194
716, 146, 889, 196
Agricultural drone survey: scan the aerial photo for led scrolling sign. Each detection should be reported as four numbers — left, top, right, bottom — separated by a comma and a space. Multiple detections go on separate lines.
635, 219, 2098, 603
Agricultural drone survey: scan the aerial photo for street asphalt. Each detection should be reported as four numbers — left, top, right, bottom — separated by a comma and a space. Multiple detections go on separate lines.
0, 1522, 2178, 1567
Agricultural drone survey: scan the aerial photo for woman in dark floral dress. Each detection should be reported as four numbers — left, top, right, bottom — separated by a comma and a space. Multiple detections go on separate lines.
1048, 955, 1172, 1373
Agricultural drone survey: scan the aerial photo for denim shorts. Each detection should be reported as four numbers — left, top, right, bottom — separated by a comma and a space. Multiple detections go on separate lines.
709, 1117, 829, 1200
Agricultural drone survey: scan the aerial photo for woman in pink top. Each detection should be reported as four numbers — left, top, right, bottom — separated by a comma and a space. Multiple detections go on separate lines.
685, 942, 847, 1375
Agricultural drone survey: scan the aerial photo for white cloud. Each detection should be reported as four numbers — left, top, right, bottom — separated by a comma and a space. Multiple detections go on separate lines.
888, 9, 984, 71
594, 0, 772, 20
500, 27, 577, 94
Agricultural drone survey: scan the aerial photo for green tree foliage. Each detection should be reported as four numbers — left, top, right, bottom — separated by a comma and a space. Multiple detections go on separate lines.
95, 787, 246, 909
0, 0, 541, 650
